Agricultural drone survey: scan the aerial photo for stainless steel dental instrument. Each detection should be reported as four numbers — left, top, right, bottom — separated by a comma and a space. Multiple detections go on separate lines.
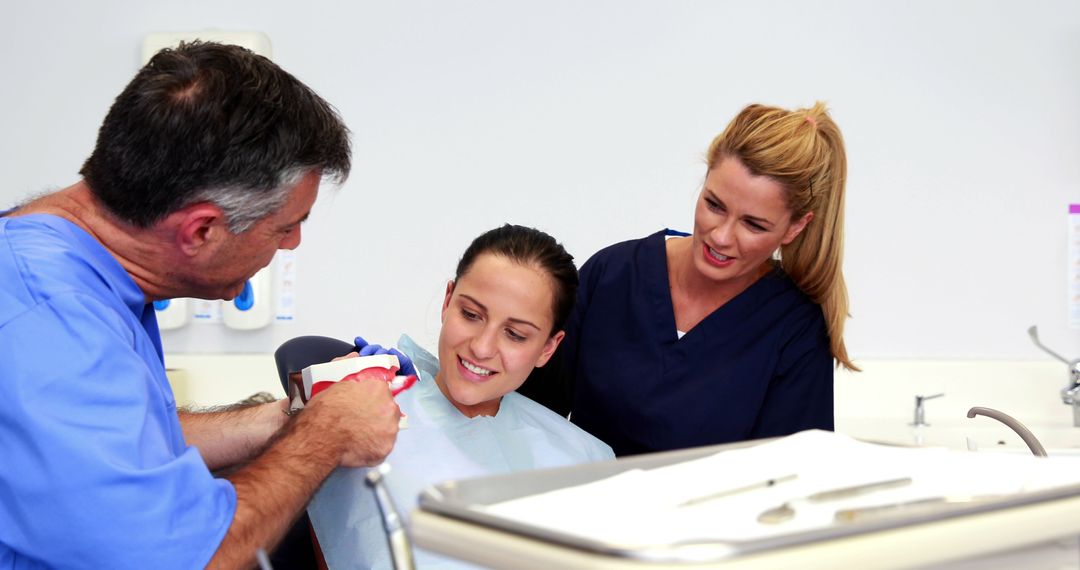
757, 477, 913, 524
678, 474, 798, 508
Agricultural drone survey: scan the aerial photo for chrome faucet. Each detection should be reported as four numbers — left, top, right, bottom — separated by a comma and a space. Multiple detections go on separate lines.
1027, 325, 1080, 427
911, 393, 944, 426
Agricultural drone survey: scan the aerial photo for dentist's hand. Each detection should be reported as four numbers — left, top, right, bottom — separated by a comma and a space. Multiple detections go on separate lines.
354, 335, 418, 377
305, 368, 400, 467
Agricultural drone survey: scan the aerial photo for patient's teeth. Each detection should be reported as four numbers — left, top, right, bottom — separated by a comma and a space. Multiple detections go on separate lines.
460, 358, 493, 376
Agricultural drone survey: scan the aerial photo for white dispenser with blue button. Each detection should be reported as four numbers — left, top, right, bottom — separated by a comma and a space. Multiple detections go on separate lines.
153, 298, 189, 330
222, 266, 274, 330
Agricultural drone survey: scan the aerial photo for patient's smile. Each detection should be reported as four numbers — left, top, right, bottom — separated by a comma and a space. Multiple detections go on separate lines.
435, 253, 560, 417
459, 357, 495, 378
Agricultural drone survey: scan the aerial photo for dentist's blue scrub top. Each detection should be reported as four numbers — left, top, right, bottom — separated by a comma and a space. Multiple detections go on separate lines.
518, 229, 834, 456
0, 215, 236, 569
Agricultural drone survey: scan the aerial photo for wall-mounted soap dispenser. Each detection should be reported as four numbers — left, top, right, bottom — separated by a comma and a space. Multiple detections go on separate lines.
153, 298, 189, 330
222, 266, 274, 330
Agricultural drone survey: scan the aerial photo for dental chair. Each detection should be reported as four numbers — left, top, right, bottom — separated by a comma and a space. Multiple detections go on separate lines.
274, 335, 356, 396
270, 335, 354, 570
272, 335, 417, 570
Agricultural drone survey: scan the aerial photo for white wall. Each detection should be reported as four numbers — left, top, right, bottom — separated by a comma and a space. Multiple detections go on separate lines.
4, 0, 1080, 362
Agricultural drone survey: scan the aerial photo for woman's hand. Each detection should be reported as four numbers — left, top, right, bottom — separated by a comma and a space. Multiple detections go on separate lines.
353, 335, 418, 377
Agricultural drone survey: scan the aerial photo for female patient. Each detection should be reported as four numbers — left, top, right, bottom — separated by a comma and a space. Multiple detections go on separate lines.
308, 224, 614, 569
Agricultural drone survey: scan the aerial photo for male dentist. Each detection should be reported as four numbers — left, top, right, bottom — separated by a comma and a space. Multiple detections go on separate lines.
0, 42, 400, 569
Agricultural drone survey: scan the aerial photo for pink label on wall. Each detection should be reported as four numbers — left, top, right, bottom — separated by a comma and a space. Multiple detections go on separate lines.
1070, 205, 1080, 329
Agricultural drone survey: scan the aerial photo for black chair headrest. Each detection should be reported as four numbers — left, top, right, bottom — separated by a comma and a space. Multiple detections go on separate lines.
273, 335, 356, 395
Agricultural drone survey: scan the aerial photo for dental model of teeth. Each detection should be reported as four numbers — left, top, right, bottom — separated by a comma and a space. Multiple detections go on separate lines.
292, 354, 418, 428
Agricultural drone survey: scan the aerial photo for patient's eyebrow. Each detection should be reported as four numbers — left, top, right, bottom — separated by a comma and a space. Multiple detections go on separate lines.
460, 294, 541, 331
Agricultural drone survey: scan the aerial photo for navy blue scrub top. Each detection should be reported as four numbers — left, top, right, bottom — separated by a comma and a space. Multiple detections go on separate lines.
519, 229, 834, 457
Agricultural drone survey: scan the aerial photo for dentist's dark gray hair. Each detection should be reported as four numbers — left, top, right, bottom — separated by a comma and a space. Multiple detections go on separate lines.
80, 41, 350, 230
187, 168, 305, 233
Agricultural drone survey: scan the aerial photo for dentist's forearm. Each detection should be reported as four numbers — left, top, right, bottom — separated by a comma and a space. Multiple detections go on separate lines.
179, 400, 290, 471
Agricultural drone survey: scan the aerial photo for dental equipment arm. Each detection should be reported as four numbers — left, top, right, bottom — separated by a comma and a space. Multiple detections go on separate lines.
366, 464, 416, 570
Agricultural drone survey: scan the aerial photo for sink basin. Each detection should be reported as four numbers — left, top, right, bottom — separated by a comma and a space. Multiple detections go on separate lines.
837, 418, 1080, 457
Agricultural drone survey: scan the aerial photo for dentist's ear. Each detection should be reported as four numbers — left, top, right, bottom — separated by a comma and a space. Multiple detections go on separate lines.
168, 202, 228, 257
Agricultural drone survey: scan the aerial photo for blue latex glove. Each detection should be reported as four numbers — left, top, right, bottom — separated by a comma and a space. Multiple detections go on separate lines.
353, 336, 417, 377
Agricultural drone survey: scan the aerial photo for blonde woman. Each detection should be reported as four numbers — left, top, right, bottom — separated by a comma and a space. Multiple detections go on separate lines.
520, 102, 856, 456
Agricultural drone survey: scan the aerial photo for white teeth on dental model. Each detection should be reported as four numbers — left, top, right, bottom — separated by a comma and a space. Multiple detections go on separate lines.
460, 358, 493, 376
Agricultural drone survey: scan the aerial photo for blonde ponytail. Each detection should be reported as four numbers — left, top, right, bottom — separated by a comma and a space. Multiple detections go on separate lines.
708, 102, 858, 371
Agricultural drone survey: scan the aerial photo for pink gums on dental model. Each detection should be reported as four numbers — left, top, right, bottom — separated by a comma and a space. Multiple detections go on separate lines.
294, 354, 418, 428
310, 365, 418, 429
311, 367, 418, 399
